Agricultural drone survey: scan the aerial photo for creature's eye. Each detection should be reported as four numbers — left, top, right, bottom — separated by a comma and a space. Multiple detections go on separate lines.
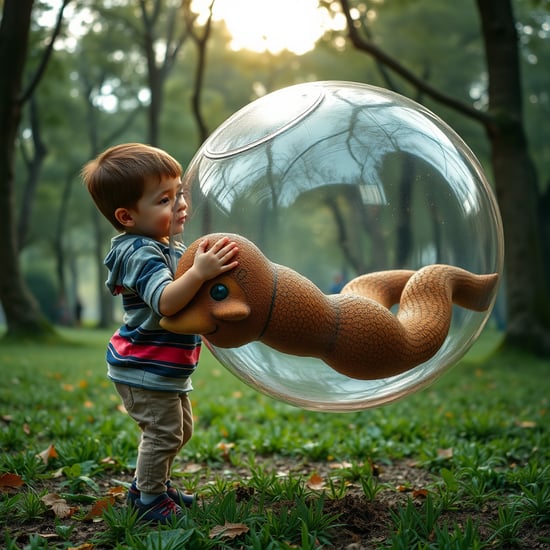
210, 284, 229, 301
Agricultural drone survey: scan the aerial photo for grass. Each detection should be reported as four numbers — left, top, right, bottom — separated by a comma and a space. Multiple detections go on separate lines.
0, 327, 549, 548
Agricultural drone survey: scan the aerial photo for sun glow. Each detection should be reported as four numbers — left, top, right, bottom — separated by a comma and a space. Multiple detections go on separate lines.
194, 0, 332, 55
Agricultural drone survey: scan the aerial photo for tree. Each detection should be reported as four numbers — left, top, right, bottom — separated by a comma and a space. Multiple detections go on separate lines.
138, 0, 189, 146
0, 0, 70, 339
76, 21, 148, 327
337, 0, 550, 354
183, 0, 216, 234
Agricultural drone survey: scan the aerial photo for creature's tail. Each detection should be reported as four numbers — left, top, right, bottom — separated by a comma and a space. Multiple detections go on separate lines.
341, 270, 415, 309
398, 265, 499, 318
341, 266, 498, 313
399, 266, 499, 362
329, 265, 499, 380
392, 265, 499, 367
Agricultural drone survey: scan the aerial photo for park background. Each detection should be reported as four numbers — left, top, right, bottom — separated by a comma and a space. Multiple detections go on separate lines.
0, 0, 548, 351
0, 1, 549, 548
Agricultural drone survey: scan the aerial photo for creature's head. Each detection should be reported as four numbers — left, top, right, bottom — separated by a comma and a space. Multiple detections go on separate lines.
160, 233, 276, 347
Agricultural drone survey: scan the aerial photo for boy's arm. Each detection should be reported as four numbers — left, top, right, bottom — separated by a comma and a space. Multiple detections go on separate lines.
158, 236, 238, 316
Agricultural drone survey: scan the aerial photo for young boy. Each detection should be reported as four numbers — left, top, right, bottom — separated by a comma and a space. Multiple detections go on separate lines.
82, 143, 238, 523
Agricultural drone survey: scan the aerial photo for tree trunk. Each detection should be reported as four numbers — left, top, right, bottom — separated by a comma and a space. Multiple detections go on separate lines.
477, 0, 550, 353
17, 95, 48, 249
339, 0, 550, 354
0, 0, 54, 339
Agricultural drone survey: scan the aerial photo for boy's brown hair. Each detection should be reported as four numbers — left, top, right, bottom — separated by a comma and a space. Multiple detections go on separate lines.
82, 143, 182, 231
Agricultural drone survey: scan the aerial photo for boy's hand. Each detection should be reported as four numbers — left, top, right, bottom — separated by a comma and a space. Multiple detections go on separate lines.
159, 236, 238, 317
192, 236, 239, 280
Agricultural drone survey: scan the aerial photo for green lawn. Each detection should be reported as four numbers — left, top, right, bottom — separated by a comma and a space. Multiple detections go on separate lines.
1, 328, 549, 548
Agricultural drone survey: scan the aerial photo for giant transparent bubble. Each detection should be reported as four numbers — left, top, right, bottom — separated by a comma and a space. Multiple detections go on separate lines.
182, 81, 504, 412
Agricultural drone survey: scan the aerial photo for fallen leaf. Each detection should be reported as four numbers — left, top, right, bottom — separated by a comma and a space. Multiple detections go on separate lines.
0, 472, 24, 492
209, 522, 249, 539
412, 488, 429, 498
107, 485, 126, 498
37, 444, 58, 465
41, 493, 78, 519
68, 544, 94, 550
51, 467, 64, 479
217, 441, 235, 461
306, 473, 325, 490
183, 463, 202, 473
83, 496, 115, 521
328, 461, 353, 470
437, 448, 453, 459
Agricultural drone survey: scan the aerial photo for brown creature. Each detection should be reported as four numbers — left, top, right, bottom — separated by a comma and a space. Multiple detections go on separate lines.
160, 233, 499, 380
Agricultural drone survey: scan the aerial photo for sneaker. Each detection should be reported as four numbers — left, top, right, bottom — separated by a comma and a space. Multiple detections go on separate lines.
134, 493, 183, 523
127, 479, 195, 508
166, 480, 195, 508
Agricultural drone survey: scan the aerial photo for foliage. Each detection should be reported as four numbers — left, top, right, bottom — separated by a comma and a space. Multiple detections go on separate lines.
9, 1, 548, 322
0, 327, 549, 547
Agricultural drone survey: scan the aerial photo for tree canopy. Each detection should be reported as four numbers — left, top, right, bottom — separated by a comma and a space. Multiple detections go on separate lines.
0, 0, 548, 353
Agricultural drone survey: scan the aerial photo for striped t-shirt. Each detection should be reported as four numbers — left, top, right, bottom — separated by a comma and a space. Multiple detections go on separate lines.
104, 233, 201, 392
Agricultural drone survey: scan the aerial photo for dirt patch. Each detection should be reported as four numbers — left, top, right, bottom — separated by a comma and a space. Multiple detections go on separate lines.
4, 458, 550, 549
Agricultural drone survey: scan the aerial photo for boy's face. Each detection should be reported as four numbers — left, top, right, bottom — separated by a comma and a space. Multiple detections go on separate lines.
119, 176, 187, 242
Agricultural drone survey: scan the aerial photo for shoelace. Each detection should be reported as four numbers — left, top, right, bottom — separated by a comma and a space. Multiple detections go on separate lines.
153, 496, 181, 517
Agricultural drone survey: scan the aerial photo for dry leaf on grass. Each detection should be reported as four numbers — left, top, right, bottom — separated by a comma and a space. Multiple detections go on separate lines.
217, 441, 235, 461
41, 493, 78, 519
0, 472, 24, 492
37, 444, 58, 465
209, 522, 249, 539
82, 497, 115, 521
328, 461, 353, 470
107, 485, 127, 498
437, 448, 453, 459
183, 462, 202, 473
306, 472, 326, 490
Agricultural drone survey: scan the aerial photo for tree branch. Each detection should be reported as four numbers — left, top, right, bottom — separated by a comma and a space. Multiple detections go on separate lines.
20, 0, 72, 104
338, 0, 493, 127
184, 0, 215, 143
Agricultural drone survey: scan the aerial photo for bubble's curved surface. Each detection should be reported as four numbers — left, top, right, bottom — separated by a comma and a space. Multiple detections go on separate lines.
183, 81, 504, 412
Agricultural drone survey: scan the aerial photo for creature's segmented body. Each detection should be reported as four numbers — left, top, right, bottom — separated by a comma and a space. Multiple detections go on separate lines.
161, 234, 498, 380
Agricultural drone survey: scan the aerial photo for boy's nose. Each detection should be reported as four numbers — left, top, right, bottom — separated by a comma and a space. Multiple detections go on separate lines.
176, 194, 188, 211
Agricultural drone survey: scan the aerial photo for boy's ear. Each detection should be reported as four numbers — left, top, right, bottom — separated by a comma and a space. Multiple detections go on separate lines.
114, 207, 135, 228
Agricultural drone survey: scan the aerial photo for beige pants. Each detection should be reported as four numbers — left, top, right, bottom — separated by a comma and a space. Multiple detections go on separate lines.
114, 383, 194, 495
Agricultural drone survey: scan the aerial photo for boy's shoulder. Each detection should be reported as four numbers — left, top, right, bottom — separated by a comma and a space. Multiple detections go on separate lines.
105, 234, 168, 267
110, 233, 168, 253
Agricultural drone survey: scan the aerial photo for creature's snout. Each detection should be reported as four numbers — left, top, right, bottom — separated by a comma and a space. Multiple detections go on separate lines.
160, 277, 252, 336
